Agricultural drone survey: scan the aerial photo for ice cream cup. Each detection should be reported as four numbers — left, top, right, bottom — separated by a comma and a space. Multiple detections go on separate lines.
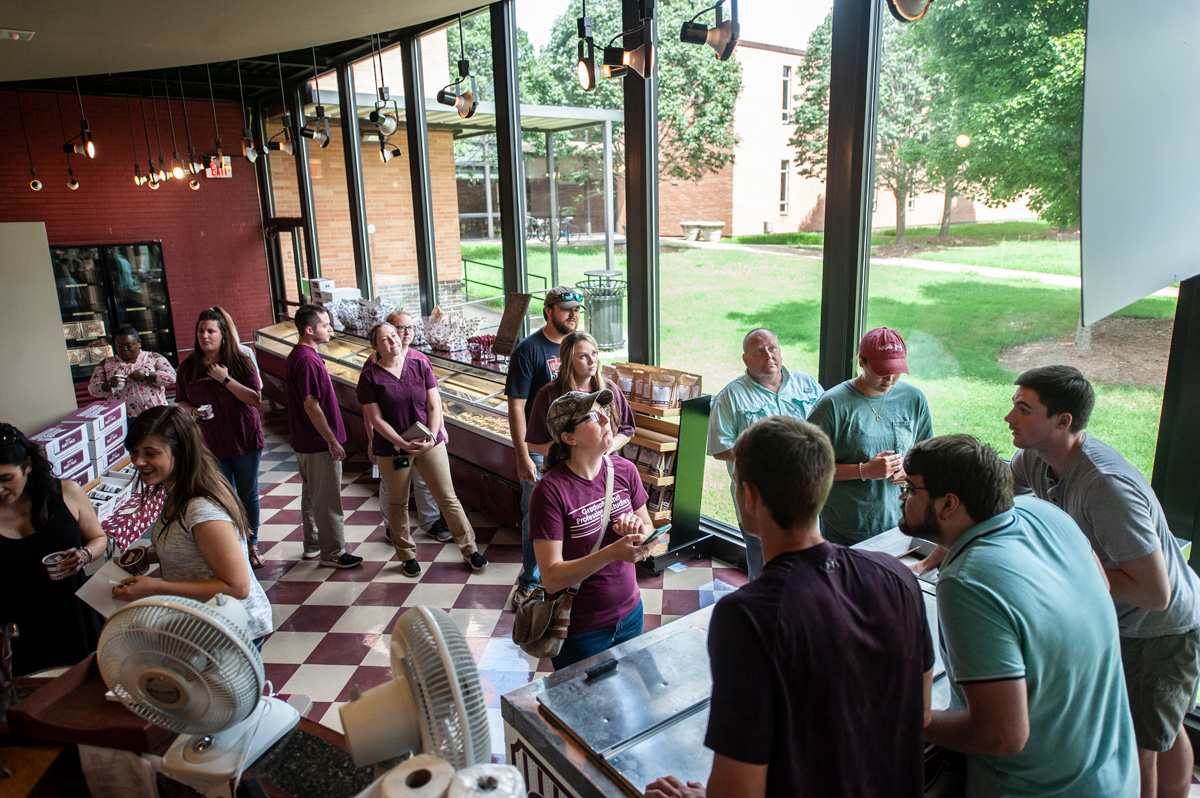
117, 546, 150, 576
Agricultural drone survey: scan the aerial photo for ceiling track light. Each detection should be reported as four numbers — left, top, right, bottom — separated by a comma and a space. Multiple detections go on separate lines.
436, 14, 478, 119
680, 0, 739, 61
55, 93, 81, 190
599, 0, 655, 80
60, 76, 96, 158
577, 11, 596, 91
886, 0, 933, 23
365, 34, 400, 137
300, 47, 332, 148
162, 71, 186, 179
236, 60, 259, 164
15, 90, 42, 191
178, 70, 204, 173
379, 135, 401, 163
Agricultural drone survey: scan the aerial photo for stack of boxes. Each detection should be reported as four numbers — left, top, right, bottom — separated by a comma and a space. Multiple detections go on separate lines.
28, 400, 128, 489
308, 278, 361, 305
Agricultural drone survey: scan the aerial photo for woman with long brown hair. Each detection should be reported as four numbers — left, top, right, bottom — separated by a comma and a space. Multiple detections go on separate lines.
176, 306, 267, 568
0, 423, 105, 676
524, 331, 635, 459
112, 406, 272, 647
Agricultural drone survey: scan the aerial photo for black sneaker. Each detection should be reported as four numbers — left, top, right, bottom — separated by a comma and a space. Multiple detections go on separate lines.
426, 518, 453, 543
402, 559, 422, 577
319, 552, 363, 569
464, 551, 488, 571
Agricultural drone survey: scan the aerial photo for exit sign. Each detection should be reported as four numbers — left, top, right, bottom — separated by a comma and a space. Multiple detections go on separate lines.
206, 156, 233, 178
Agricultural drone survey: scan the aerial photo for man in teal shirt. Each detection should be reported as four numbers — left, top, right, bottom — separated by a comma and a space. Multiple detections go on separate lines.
707, 328, 822, 579
903, 435, 1137, 798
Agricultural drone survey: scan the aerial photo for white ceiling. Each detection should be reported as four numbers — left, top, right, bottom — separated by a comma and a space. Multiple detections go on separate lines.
0, 0, 482, 82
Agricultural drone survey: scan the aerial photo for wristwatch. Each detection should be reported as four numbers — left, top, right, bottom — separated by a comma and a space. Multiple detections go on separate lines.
222, 376, 232, 386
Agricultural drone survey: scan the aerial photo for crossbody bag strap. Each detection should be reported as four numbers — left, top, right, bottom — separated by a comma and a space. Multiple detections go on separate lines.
568, 455, 616, 595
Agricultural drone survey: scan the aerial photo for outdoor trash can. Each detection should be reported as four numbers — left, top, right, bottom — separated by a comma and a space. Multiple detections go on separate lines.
576, 276, 627, 350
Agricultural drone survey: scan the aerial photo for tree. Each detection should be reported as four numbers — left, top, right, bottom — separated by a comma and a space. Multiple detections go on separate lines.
912, 0, 1085, 228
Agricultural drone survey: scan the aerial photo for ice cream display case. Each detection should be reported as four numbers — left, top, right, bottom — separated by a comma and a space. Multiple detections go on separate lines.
254, 322, 521, 525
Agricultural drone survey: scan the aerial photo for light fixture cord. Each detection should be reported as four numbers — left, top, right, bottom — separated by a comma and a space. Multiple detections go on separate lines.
458, 13, 466, 58
311, 47, 321, 107
15, 91, 36, 171
74, 76, 86, 120
149, 73, 165, 163
688, 0, 723, 24
371, 35, 380, 91
206, 64, 220, 142
377, 35, 388, 88
236, 60, 251, 129
56, 93, 73, 169
127, 97, 139, 162
277, 53, 287, 105
163, 70, 180, 153
139, 82, 155, 165
178, 70, 196, 153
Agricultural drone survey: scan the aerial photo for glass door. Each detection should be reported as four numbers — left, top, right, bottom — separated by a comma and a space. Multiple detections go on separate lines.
103, 242, 177, 365
52, 245, 116, 383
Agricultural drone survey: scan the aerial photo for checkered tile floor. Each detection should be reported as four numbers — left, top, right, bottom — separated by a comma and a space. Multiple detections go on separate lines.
247, 408, 744, 762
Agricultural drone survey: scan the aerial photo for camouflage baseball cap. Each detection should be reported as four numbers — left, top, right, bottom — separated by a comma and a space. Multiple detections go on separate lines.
544, 286, 584, 310
546, 389, 614, 444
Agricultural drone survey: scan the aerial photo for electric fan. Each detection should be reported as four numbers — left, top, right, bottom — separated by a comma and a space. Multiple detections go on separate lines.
96, 595, 300, 787
340, 605, 491, 769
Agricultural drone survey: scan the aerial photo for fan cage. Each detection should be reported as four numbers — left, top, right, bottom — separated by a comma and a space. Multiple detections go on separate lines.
395, 607, 490, 769
98, 597, 264, 734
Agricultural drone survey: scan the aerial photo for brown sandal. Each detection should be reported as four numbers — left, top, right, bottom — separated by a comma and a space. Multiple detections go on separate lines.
248, 545, 265, 569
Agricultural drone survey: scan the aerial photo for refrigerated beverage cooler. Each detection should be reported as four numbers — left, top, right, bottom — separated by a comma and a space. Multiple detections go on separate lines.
51, 242, 177, 389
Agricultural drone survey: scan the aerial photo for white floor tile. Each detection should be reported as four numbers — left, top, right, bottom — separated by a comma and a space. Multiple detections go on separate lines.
280, 664, 357, 702
260, 631, 325, 664
477, 637, 539, 672
449, 608, 502, 639
402, 583, 465, 608
306, 581, 371, 606
332, 605, 401, 635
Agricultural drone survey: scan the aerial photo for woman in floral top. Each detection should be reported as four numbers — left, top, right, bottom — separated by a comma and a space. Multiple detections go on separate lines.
87, 327, 177, 417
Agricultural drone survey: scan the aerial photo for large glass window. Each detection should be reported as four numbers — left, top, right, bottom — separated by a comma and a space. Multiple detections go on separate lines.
861, 6, 1172, 479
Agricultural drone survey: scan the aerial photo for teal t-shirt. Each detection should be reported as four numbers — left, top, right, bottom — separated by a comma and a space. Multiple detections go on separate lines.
706, 367, 824, 478
938, 496, 1138, 798
807, 379, 932, 543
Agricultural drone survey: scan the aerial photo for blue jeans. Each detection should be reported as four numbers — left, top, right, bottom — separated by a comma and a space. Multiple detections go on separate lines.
518, 453, 543, 590
552, 600, 644, 671
216, 448, 263, 545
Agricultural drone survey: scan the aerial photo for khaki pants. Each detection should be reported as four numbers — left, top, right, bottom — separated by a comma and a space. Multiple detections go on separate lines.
296, 450, 346, 559
379, 442, 475, 561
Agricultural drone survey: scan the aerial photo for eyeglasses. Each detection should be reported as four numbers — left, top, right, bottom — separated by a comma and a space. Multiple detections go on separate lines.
899, 483, 930, 498
394, 325, 415, 333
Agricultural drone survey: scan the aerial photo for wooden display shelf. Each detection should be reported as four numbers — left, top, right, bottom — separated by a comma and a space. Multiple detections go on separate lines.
649, 509, 673, 523
627, 399, 681, 417
638, 469, 675, 487
630, 428, 678, 452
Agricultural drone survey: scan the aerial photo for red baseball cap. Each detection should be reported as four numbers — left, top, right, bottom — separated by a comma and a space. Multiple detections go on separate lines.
858, 327, 909, 375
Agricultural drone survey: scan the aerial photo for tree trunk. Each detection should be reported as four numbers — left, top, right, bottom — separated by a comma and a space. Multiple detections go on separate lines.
939, 178, 954, 237
895, 190, 908, 246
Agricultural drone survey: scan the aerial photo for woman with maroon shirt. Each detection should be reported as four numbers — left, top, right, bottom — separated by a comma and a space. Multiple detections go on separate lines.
525, 331, 635, 459
175, 307, 266, 568
356, 317, 486, 577
529, 390, 654, 670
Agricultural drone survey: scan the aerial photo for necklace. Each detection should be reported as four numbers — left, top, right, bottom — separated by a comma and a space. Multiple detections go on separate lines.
858, 378, 890, 421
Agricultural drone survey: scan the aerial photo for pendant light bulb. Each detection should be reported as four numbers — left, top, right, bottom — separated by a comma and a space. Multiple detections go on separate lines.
67, 168, 79, 190
29, 171, 42, 191
189, 179, 200, 190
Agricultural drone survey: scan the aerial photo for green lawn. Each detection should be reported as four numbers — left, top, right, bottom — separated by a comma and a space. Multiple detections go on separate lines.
462, 242, 1174, 528
909, 240, 1081, 276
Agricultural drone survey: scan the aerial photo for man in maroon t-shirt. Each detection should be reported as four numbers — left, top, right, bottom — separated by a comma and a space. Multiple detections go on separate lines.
285, 304, 362, 569
647, 416, 932, 798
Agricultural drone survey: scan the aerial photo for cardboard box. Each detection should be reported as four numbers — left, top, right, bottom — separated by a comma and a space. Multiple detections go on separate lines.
93, 442, 128, 474
313, 290, 334, 304
309, 278, 335, 294
29, 423, 87, 458
84, 422, 127, 459
63, 401, 127, 440
62, 460, 96, 487
49, 441, 89, 477
331, 287, 361, 303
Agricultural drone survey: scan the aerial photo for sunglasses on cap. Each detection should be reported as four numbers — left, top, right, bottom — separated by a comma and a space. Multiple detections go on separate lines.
0, 424, 21, 447
547, 290, 583, 305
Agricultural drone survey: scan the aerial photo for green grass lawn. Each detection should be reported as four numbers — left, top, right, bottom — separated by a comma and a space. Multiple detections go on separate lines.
463, 242, 1173, 528
909, 240, 1081, 276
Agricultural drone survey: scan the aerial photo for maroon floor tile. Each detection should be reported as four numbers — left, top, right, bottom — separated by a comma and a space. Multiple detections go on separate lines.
260, 494, 295, 509
266, 580, 323, 604
269, 509, 304, 526
454, 584, 516, 610
301, 701, 332, 723
283, 528, 306, 542
345, 510, 384, 527
662, 589, 701, 616
418, 562, 473, 584
276, 604, 349, 633
285, 473, 303, 483
304, 632, 379, 665
712, 568, 748, 589
492, 610, 517, 637
253, 550, 294, 582
642, 614, 663, 632
263, 662, 301, 690
414, 542, 448, 561
479, 544, 524, 563
355, 582, 417, 607
324, 560, 388, 583
336, 665, 396, 700
341, 495, 370, 512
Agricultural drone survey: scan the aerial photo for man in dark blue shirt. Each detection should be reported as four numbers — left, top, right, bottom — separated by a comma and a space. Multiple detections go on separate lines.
505, 286, 582, 608
647, 416, 933, 798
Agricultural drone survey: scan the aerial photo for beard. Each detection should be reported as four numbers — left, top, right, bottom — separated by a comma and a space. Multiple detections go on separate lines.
898, 501, 943, 545
550, 315, 577, 336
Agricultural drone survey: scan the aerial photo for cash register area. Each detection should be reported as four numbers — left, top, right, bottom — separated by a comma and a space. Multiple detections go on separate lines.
244, 409, 744, 763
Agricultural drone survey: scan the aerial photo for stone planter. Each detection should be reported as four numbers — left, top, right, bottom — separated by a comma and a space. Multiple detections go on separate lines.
680, 221, 725, 243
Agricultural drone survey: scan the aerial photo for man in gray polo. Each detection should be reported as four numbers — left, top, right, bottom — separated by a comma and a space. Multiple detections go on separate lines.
707, 328, 822, 579
1006, 365, 1200, 798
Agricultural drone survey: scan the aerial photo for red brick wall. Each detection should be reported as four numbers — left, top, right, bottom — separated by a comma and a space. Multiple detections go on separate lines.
658, 162, 735, 238
0, 90, 272, 354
